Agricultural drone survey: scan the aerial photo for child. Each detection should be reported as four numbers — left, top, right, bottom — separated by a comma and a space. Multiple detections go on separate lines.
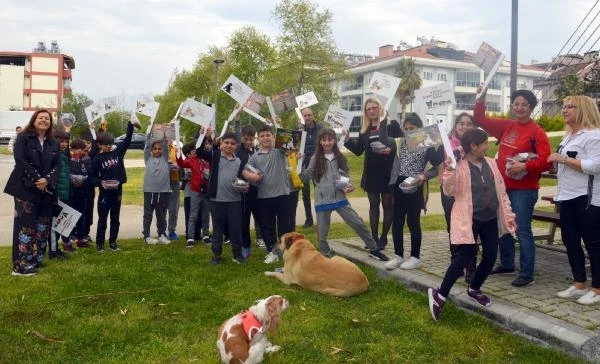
68, 138, 92, 248
197, 132, 248, 264
243, 124, 293, 264
167, 140, 181, 240
300, 128, 389, 261
49, 129, 73, 259
90, 121, 134, 252
235, 125, 265, 256
142, 132, 171, 245
82, 136, 98, 244
178, 142, 211, 248
428, 128, 516, 321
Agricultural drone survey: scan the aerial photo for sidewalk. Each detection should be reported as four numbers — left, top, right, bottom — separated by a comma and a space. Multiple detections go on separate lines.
329, 233, 600, 362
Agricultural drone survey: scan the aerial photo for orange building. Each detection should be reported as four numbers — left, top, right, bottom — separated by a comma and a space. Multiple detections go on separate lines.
0, 41, 75, 112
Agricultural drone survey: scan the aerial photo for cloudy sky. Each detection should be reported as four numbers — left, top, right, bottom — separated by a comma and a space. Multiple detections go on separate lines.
1, 0, 595, 100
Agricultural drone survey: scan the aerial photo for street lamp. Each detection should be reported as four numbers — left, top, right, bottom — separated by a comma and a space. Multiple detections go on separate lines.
213, 59, 225, 126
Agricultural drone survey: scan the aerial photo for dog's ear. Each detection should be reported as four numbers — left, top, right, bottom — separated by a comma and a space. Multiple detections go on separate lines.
263, 296, 284, 334
283, 233, 294, 250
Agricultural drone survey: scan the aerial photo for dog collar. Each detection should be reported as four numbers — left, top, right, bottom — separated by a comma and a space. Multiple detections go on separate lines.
291, 234, 304, 245
239, 311, 263, 340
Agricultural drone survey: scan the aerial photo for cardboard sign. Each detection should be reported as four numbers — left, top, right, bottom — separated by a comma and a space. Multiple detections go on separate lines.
404, 124, 444, 152
295, 91, 318, 110
52, 200, 82, 237
221, 74, 254, 105
178, 98, 215, 127
324, 105, 353, 147
473, 42, 505, 98
366, 72, 400, 111
414, 82, 455, 115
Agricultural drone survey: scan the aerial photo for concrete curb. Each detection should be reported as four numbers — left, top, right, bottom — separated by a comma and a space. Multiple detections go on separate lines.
330, 240, 600, 362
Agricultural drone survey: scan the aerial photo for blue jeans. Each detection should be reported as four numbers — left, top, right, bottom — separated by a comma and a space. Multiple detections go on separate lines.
498, 189, 538, 279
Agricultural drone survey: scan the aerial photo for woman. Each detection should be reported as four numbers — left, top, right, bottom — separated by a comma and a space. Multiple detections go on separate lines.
384, 113, 443, 270
428, 128, 516, 321
548, 95, 600, 305
441, 113, 476, 281
474, 86, 552, 287
4, 109, 61, 276
344, 97, 402, 249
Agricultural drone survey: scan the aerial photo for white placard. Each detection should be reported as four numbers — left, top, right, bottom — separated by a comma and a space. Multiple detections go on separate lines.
473, 42, 505, 99
84, 102, 106, 123
221, 74, 254, 105
366, 72, 401, 111
324, 105, 353, 147
52, 200, 82, 237
296, 131, 307, 175
179, 98, 216, 127
295, 91, 318, 110
414, 82, 455, 115
437, 121, 455, 168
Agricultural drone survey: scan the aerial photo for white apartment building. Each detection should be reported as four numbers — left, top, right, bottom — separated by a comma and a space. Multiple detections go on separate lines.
0, 41, 75, 113
333, 42, 545, 132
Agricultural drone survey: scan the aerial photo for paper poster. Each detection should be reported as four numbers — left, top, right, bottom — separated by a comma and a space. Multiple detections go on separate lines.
132, 93, 156, 112
52, 200, 82, 237
151, 123, 176, 141
437, 121, 455, 168
295, 91, 318, 110
414, 82, 455, 115
269, 89, 298, 115
404, 124, 444, 152
324, 105, 353, 147
473, 42, 505, 98
365, 72, 401, 111
178, 98, 216, 127
84, 102, 106, 123
221, 74, 254, 105
243, 91, 266, 114
275, 128, 302, 152
100, 96, 121, 113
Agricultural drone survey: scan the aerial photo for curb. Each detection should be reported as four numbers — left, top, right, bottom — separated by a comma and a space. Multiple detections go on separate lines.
330, 240, 600, 362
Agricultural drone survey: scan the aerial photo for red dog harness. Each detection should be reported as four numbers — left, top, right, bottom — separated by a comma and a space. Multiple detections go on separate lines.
240, 311, 263, 340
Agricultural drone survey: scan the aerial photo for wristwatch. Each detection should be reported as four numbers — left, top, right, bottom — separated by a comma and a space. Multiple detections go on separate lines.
562, 155, 568, 163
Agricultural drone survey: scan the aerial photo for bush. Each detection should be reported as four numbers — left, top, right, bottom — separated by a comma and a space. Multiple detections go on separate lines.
537, 114, 565, 132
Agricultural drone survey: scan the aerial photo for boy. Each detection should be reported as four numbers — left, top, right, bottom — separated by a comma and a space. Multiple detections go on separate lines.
142, 132, 171, 245
197, 132, 247, 264
90, 121, 134, 252
178, 142, 211, 248
68, 138, 92, 248
243, 124, 292, 264
49, 129, 73, 259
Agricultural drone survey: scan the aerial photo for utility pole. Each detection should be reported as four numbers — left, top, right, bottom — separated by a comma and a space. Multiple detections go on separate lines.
510, 0, 518, 100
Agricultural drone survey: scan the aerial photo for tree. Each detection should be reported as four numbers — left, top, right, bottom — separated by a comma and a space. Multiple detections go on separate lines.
554, 74, 585, 101
228, 26, 276, 88
61, 93, 93, 138
395, 58, 422, 121
271, 0, 347, 125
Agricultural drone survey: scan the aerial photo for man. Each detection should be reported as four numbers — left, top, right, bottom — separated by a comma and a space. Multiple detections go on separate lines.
8, 126, 22, 154
298, 108, 322, 228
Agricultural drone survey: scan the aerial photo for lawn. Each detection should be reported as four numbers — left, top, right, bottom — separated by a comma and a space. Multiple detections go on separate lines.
0, 225, 580, 363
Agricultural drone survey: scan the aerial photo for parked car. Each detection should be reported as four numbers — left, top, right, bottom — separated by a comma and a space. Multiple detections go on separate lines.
115, 133, 146, 150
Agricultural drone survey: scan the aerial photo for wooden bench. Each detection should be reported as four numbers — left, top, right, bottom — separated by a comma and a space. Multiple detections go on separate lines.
532, 195, 560, 245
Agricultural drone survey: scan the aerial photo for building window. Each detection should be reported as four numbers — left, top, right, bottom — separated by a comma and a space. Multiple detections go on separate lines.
455, 70, 480, 87
341, 96, 362, 111
437, 73, 447, 81
423, 71, 433, 80
518, 81, 528, 89
489, 76, 501, 90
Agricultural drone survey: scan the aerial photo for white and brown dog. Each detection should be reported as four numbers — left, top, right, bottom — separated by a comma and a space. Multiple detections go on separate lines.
217, 295, 289, 364
265, 232, 369, 297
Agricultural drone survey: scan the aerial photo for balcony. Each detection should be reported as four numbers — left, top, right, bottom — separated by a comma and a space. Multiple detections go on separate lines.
456, 102, 474, 110
62, 69, 72, 79
341, 83, 362, 92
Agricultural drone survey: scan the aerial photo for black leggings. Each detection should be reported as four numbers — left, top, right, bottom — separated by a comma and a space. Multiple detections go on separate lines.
439, 218, 498, 298
367, 192, 393, 245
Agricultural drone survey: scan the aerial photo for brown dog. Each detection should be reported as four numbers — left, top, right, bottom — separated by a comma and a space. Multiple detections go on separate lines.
264, 232, 369, 297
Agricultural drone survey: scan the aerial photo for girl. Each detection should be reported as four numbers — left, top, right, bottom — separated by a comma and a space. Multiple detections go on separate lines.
301, 128, 388, 261
385, 113, 444, 270
428, 128, 516, 321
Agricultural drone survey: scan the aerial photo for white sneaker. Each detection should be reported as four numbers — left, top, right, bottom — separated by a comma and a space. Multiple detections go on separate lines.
400, 256, 421, 270
384, 256, 404, 270
158, 235, 171, 245
576, 290, 600, 305
145, 237, 158, 245
557, 285, 588, 299
264, 251, 279, 264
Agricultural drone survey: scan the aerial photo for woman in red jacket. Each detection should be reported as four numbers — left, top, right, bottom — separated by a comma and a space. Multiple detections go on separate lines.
473, 86, 552, 287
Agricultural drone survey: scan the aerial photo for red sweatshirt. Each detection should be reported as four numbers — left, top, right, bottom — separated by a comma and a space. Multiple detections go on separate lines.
177, 155, 210, 193
473, 101, 552, 190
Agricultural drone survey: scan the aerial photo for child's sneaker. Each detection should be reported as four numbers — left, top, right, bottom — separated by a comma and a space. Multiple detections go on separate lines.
168, 231, 179, 241
158, 234, 171, 245
211, 256, 221, 266
97, 245, 105, 253
428, 288, 445, 321
75, 239, 90, 248
63, 244, 76, 252
186, 239, 195, 249
467, 288, 492, 307
145, 237, 159, 245
264, 251, 279, 264
11, 264, 37, 277
109, 243, 120, 252
256, 239, 266, 249
242, 247, 251, 259
202, 235, 212, 245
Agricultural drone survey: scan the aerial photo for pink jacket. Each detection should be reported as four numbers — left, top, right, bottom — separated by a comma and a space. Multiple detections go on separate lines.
442, 156, 516, 245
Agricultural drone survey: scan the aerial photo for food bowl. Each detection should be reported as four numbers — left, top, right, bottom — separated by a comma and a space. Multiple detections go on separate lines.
399, 176, 419, 194
370, 141, 388, 153
335, 176, 351, 190
232, 178, 249, 192
101, 179, 120, 190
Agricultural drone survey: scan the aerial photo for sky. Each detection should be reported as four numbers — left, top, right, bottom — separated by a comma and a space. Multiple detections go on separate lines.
1, 0, 595, 100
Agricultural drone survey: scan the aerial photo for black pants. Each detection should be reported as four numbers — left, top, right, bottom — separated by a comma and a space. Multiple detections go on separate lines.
289, 190, 299, 230
301, 182, 313, 223
84, 187, 95, 237
210, 200, 243, 259
69, 188, 88, 240
560, 196, 600, 288
439, 218, 498, 298
241, 193, 262, 249
441, 192, 476, 272
392, 186, 422, 258
96, 186, 122, 248
257, 195, 292, 253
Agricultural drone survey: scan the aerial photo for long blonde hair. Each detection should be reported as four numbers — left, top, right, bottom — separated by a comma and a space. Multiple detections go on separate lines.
361, 97, 385, 134
564, 95, 600, 133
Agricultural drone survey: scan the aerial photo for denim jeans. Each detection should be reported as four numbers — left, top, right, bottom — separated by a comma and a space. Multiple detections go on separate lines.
498, 189, 538, 279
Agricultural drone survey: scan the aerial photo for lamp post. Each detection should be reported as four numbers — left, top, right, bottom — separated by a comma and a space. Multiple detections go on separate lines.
213, 59, 224, 127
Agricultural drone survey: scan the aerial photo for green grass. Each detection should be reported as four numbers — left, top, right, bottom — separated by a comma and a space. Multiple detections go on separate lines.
0, 225, 579, 363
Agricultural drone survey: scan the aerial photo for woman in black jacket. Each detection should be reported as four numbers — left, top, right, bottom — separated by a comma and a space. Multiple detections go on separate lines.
4, 109, 61, 276
344, 97, 402, 249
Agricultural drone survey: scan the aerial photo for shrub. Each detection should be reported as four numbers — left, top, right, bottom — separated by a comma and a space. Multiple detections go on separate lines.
537, 114, 565, 132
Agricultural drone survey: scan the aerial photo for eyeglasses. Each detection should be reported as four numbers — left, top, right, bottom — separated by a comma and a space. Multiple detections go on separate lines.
562, 104, 577, 110
512, 103, 530, 108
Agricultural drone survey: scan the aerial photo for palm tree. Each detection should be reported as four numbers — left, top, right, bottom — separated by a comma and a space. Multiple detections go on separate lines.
395, 57, 422, 121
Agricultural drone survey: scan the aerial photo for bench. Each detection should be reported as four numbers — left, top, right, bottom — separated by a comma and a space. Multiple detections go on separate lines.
532, 195, 561, 245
